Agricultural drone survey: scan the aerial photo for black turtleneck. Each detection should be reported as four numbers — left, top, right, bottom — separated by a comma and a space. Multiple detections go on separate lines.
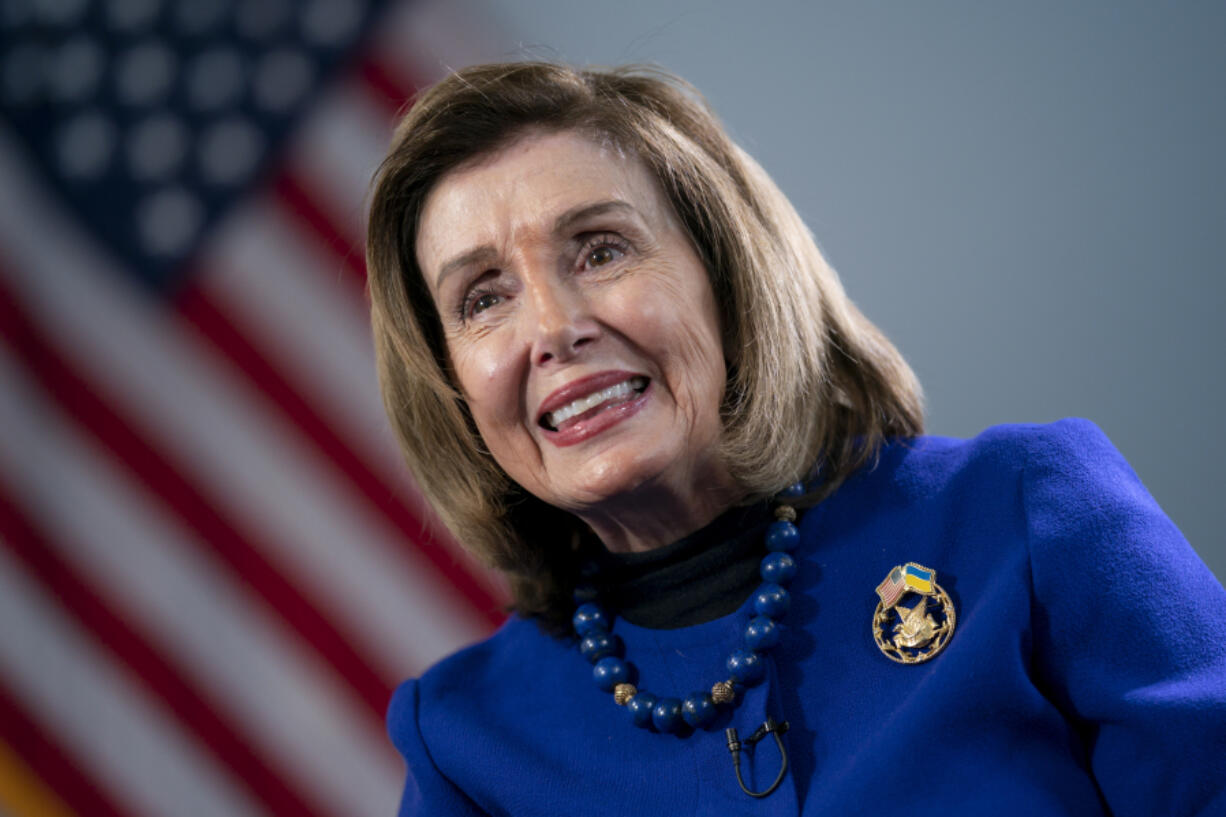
583, 500, 775, 629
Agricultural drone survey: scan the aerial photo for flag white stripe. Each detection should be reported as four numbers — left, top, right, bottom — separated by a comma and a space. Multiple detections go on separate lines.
0, 346, 403, 817
288, 83, 394, 242
0, 545, 268, 817
0, 127, 487, 683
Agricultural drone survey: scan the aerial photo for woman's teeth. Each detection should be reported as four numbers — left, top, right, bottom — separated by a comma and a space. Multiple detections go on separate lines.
546, 376, 647, 429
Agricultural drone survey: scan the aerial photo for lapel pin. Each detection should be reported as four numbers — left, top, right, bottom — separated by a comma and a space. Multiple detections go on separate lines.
872, 562, 956, 664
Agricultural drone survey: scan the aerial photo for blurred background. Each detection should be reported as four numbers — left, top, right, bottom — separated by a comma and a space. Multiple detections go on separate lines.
0, 1, 1221, 815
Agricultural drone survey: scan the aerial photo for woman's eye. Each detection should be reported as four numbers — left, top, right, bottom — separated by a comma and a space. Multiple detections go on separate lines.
587, 246, 618, 267
579, 236, 628, 270
466, 291, 502, 318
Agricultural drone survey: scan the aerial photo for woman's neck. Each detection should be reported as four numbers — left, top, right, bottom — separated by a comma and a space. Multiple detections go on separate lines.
576, 471, 744, 554
585, 499, 774, 628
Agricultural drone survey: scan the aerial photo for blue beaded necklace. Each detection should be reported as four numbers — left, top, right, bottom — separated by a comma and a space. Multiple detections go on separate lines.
571, 484, 805, 797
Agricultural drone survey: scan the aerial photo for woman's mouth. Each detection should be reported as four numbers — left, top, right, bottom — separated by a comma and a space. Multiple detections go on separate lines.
542, 376, 648, 430
538, 373, 650, 446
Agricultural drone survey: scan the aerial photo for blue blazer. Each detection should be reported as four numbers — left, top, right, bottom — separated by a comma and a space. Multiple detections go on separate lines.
388, 419, 1226, 815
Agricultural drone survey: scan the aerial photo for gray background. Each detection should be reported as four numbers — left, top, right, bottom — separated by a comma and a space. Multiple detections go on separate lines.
439, 0, 1224, 580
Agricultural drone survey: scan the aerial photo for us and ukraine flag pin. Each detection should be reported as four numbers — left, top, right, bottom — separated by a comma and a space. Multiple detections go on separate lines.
873, 562, 956, 664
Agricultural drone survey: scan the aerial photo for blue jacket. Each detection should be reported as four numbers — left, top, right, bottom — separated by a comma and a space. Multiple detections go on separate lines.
388, 419, 1226, 815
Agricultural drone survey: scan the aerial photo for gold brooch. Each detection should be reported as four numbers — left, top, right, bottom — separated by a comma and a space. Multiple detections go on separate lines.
872, 562, 955, 664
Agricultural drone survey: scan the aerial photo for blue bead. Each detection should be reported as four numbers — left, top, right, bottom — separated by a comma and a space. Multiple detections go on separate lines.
765, 520, 799, 552
726, 649, 765, 685
572, 602, 609, 636
779, 482, 805, 498
753, 583, 791, 618
579, 632, 620, 663
744, 616, 781, 651
592, 656, 629, 691
627, 692, 657, 728
682, 693, 717, 728
652, 697, 684, 733
760, 551, 797, 585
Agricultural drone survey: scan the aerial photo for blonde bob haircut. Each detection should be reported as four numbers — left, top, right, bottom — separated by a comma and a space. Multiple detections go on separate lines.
367, 62, 923, 628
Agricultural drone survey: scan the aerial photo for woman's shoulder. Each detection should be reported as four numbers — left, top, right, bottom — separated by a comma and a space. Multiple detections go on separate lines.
385, 615, 565, 814
821, 417, 1166, 581
892, 416, 1115, 470
849, 416, 1122, 506
388, 613, 576, 751
863, 417, 1207, 611
393, 613, 561, 714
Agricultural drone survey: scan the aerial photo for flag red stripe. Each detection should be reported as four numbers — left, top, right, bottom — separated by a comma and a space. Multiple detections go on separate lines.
271, 173, 369, 289
175, 281, 506, 627
0, 677, 132, 817
0, 479, 337, 817
0, 278, 392, 726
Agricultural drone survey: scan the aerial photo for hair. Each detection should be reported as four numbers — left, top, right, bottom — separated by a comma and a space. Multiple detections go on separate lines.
367, 62, 923, 631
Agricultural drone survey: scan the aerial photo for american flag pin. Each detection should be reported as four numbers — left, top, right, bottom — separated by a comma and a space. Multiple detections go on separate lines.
871, 562, 956, 664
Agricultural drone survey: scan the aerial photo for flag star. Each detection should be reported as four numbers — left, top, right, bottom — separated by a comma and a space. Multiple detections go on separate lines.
57, 111, 118, 179
32, 0, 89, 26
115, 39, 177, 107
171, 0, 229, 35
2, 43, 46, 106
301, 0, 365, 48
1, 2, 29, 27
235, 0, 291, 40
186, 47, 245, 112
253, 47, 313, 113
127, 112, 188, 181
106, 0, 162, 33
137, 185, 203, 256
198, 116, 263, 187
50, 35, 105, 103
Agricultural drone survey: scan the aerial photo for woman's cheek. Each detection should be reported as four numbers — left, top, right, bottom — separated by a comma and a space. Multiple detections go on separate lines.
450, 342, 509, 413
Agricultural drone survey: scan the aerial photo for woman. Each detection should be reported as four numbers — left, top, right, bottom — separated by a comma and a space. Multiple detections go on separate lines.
366, 63, 1225, 815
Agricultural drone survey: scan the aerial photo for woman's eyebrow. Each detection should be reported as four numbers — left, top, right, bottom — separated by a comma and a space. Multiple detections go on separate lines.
552, 200, 639, 234
434, 246, 499, 290
434, 201, 641, 289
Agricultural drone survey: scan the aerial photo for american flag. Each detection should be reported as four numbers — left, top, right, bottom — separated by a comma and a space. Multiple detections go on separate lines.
0, 2, 507, 815
875, 566, 904, 609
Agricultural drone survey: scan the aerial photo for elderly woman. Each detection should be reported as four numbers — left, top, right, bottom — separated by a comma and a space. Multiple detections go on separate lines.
366, 63, 1225, 815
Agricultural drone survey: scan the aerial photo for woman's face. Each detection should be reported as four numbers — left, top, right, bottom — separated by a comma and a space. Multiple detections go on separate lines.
416, 129, 731, 524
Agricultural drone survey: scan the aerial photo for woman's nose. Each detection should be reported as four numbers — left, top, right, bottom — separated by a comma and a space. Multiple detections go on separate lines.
528, 278, 599, 366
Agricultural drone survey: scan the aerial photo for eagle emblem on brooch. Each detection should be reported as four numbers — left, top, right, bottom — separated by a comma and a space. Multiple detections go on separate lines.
872, 562, 956, 664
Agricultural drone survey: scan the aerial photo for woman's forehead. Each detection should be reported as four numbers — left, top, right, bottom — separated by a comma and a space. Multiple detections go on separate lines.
416, 130, 670, 277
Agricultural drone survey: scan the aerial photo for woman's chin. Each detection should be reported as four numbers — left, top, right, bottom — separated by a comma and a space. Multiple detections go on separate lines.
552, 455, 657, 511
540, 443, 723, 520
